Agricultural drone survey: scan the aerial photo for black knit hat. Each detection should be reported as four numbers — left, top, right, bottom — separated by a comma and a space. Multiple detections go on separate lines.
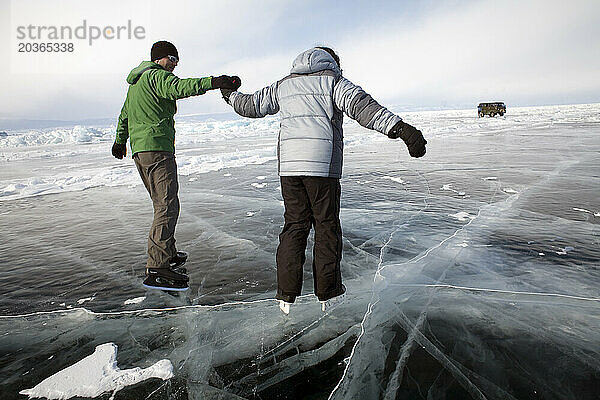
151, 41, 179, 61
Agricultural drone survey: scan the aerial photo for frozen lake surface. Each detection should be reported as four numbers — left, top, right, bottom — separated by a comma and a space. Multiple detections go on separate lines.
1, 104, 599, 399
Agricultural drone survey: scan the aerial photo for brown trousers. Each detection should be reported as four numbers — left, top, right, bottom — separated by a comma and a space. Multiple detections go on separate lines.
276, 176, 344, 302
133, 151, 180, 269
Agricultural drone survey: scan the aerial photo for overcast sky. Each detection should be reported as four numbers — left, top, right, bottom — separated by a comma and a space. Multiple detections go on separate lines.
0, 0, 598, 121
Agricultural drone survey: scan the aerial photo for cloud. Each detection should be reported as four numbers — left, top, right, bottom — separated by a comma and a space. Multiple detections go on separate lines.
1, 0, 598, 120
337, 0, 600, 106
1, 0, 292, 120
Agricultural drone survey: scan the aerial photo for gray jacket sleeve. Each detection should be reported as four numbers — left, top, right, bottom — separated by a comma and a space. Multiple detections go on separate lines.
228, 81, 280, 118
333, 77, 402, 135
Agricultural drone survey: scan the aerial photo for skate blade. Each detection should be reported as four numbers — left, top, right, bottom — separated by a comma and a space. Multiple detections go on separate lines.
320, 293, 346, 312
279, 300, 291, 315
143, 283, 189, 292
143, 276, 189, 292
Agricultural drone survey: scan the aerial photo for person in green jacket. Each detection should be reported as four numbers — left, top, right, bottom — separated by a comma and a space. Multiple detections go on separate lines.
112, 40, 240, 291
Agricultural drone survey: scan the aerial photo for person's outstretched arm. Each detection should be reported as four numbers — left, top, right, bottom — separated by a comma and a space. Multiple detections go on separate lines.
222, 81, 280, 118
148, 69, 212, 100
333, 77, 426, 158
149, 71, 240, 101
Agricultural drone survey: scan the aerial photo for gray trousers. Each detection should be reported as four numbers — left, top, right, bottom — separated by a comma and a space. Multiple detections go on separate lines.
133, 151, 180, 269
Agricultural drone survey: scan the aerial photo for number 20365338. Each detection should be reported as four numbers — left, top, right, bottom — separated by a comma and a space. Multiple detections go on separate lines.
18, 42, 74, 52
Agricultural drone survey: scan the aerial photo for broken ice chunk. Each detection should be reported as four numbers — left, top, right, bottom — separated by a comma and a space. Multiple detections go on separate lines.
19, 343, 173, 399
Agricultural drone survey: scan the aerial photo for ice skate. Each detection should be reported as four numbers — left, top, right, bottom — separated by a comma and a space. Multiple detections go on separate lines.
278, 300, 292, 315
143, 267, 189, 291
319, 285, 346, 312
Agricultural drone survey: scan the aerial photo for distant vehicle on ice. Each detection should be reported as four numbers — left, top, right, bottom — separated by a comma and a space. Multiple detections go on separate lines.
478, 102, 506, 117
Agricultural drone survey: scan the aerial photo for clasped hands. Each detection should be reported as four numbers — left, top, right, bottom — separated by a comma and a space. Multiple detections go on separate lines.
211, 75, 241, 102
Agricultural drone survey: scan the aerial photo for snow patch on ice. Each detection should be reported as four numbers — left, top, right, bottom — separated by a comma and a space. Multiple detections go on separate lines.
449, 211, 476, 222
573, 207, 591, 213
441, 184, 466, 196
0, 167, 138, 201
2, 183, 26, 195
123, 297, 145, 305
19, 343, 173, 399
573, 207, 599, 217
0, 148, 276, 201
383, 176, 407, 185
556, 246, 575, 255
252, 183, 267, 189
76, 297, 94, 305
177, 148, 277, 177
502, 188, 518, 194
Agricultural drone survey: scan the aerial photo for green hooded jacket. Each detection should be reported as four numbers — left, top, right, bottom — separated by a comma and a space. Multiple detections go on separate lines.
115, 61, 213, 154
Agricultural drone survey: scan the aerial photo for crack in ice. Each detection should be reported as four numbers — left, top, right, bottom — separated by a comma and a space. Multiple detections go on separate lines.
329, 167, 432, 399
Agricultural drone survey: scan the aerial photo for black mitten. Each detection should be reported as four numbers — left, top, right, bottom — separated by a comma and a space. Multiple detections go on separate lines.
230, 75, 241, 91
112, 142, 127, 159
219, 76, 241, 102
388, 121, 427, 158
212, 75, 241, 90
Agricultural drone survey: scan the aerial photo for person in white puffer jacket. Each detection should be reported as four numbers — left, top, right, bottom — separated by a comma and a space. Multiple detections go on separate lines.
221, 47, 426, 313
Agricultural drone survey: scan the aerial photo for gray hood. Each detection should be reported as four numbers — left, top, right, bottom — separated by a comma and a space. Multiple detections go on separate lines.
290, 48, 341, 76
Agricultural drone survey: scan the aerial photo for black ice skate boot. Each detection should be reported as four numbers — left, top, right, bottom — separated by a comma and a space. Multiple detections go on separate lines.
143, 267, 189, 291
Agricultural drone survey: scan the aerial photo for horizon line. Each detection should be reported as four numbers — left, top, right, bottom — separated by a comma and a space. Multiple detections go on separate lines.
1, 101, 599, 125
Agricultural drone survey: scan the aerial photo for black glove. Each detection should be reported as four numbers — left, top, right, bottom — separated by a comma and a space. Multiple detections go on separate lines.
212, 75, 241, 90
388, 121, 427, 158
219, 76, 241, 102
112, 142, 127, 159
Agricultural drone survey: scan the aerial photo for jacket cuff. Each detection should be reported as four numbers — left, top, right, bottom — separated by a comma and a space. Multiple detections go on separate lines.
199, 76, 213, 93
227, 91, 239, 106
